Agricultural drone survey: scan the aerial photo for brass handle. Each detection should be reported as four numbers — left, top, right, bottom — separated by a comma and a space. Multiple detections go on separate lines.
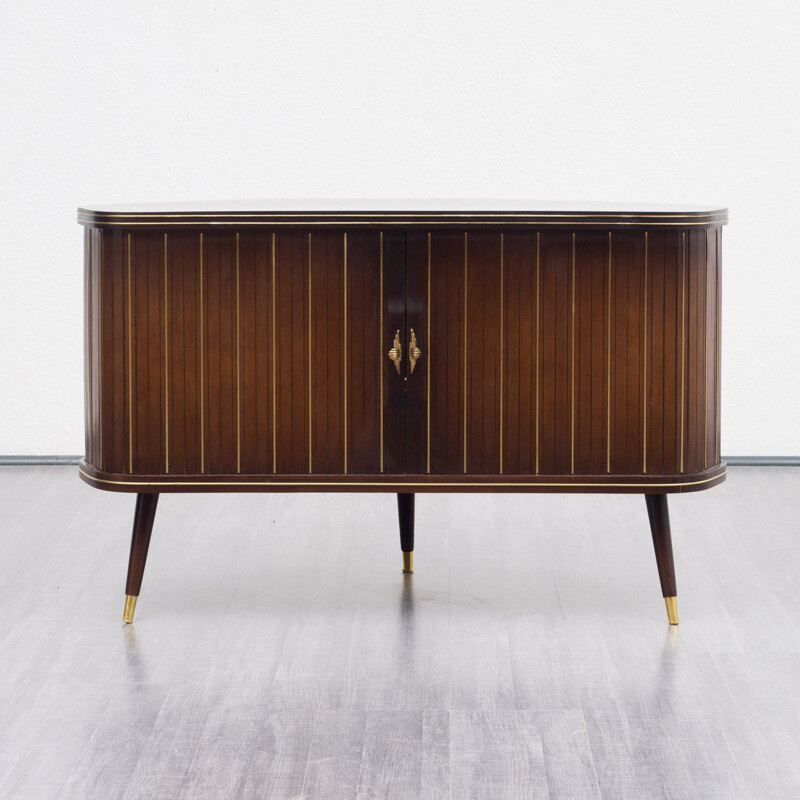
388, 330, 402, 375
409, 329, 422, 374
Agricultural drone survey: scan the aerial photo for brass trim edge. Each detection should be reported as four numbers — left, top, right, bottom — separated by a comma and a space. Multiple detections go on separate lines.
79, 465, 727, 490
79, 210, 729, 221
80, 218, 728, 228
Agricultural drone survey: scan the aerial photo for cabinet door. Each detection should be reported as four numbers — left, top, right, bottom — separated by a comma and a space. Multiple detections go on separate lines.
303, 229, 406, 476
405, 229, 693, 480
405, 229, 576, 477
211, 228, 405, 477
405, 230, 504, 475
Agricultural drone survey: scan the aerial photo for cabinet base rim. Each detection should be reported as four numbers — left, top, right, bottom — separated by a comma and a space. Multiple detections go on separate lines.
78, 463, 726, 494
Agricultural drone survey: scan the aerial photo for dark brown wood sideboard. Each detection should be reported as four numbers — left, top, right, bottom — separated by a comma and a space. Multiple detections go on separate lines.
78, 201, 727, 625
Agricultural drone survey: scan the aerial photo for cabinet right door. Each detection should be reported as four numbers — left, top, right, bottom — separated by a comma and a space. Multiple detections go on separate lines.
406, 228, 613, 477
406, 227, 720, 480
405, 230, 504, 476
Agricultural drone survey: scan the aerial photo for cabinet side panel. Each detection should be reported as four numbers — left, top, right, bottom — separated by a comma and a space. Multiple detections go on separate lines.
103, 228, 126, 473
685, 229, 706, 474
716, 229, 722, 463
705, 227, 720, 468
428, 231, 466, 475
91, 229, 103, 469
99, 228, 114, 470
83, 227, 91, 463
346, 231, 382, 474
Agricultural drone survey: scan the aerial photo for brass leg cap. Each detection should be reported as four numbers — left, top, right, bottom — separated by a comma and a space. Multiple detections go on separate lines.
402, 551, 414, 574
123, 594, 138, 624
664, 596, 679, 625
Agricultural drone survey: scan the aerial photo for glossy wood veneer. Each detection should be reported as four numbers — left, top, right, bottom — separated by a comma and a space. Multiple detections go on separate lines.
80, 213, 725, 495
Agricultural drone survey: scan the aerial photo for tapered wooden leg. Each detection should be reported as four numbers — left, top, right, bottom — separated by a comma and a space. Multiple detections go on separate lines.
645, 493, 679, 624
397, 493, 415, 573
123, 493, 159, 623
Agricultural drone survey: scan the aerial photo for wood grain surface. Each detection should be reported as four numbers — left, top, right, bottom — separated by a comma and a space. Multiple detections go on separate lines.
81, 221, 724, 493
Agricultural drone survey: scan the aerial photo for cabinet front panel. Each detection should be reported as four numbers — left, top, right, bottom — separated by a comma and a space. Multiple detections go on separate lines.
84, 222, 721, 488
88, 227, 401, 478
406, 227, 721, 478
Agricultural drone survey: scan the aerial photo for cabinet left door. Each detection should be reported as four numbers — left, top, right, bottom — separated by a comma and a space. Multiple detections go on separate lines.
84, 227, 407, 480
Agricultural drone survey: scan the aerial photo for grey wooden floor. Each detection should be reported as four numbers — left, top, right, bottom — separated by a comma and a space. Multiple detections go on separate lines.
1, 467, 799, 798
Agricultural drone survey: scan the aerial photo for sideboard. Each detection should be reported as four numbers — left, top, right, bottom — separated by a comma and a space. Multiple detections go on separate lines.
78, 201, 726, 624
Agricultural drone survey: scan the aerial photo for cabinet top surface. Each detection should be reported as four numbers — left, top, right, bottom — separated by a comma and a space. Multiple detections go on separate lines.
78, 199, 728, 227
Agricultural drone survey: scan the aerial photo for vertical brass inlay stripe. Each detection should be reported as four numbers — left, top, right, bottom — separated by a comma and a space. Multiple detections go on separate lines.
380, 232, 385, 474
570, 232, 576, 475
199, 232, 205, 474
308, 232, 313, 474
500, 233, 504, 475
607, 231, 612, 474
463, 231, 468, 475
127, 233, 133, 473
271, 232, 277, 474
343, 232, 348, 475
643, 231, 648, 475
236, 232, 241, 474
164, 232, 169, 474
535, 232, 540, 475
426, 232, 431, 475
680, 230, 687, 474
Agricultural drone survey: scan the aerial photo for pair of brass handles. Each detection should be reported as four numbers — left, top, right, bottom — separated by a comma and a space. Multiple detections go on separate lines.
388, 329, 422, 375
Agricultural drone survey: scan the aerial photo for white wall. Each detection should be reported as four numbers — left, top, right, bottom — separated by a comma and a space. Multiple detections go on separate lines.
1, 0, 798, 455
